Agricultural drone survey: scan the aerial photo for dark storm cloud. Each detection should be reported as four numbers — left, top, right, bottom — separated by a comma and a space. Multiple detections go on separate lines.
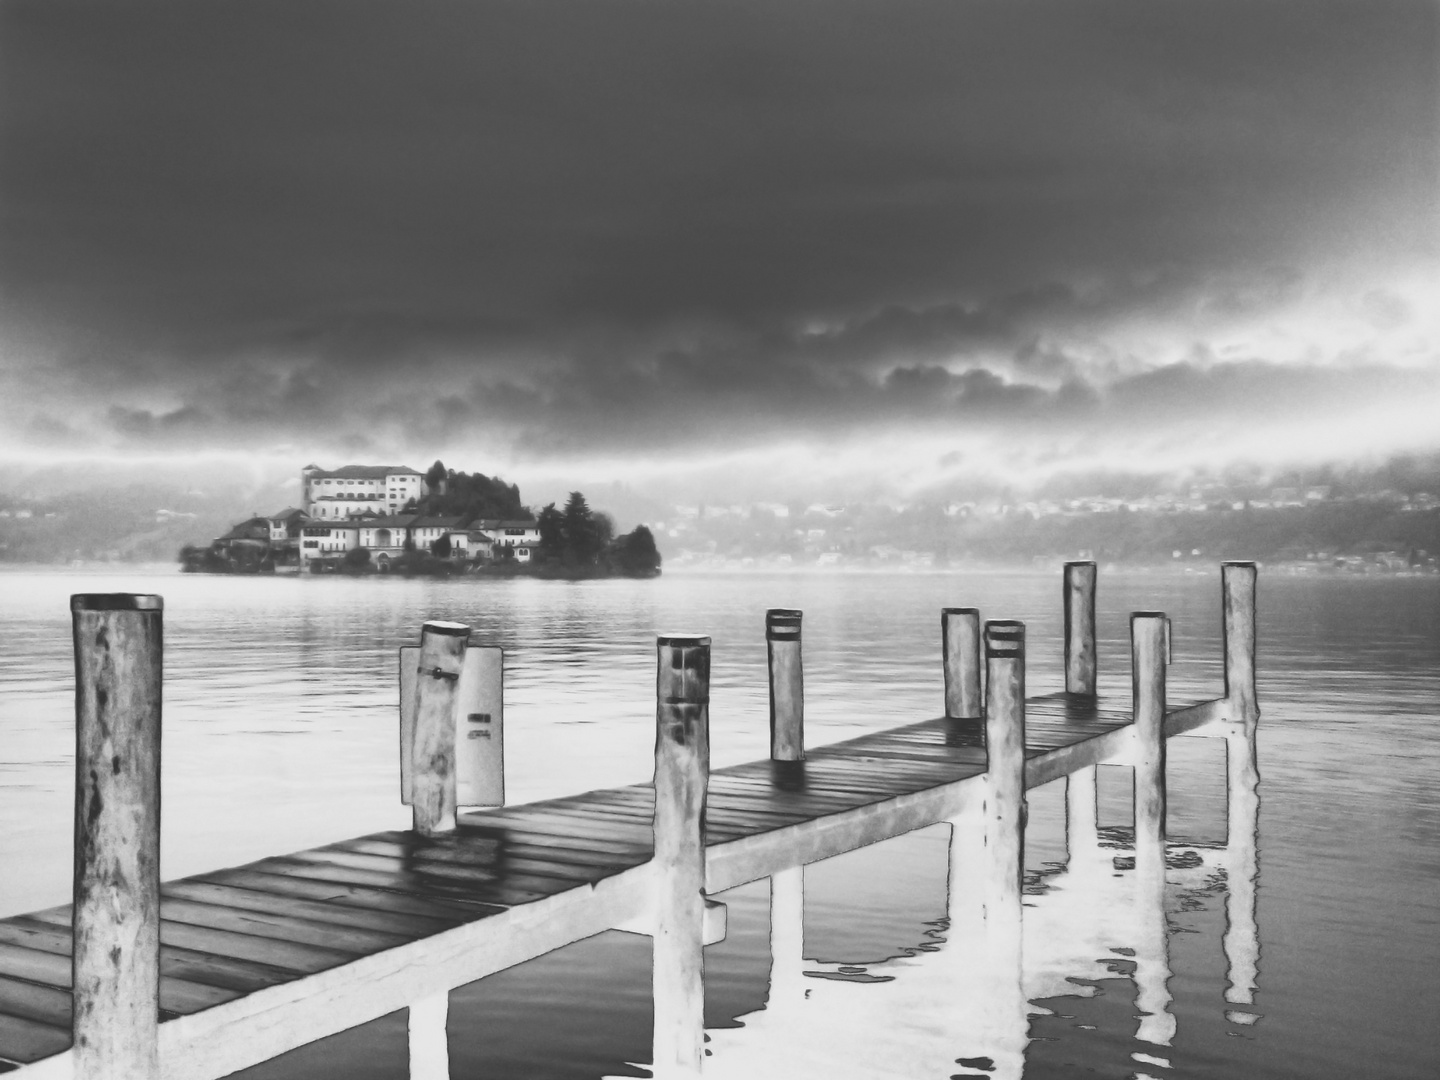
0, 0, 1436, 466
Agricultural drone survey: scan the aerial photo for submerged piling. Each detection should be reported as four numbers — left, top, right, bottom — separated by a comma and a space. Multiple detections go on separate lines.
653, 634, 711, 1077
71, 593, 163, 1080
766, 609, 804, 761
942, 607, 982, 719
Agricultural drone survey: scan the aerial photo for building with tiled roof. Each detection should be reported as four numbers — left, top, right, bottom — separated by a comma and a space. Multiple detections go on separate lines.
301, 464, 429, 519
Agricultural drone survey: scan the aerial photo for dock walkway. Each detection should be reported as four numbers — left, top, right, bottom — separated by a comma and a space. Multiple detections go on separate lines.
0, 692, 1221, 1077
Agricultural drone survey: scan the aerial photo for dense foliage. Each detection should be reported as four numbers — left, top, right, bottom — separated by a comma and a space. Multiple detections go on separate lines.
534, 492, 659, 575
409, 461, 530, 521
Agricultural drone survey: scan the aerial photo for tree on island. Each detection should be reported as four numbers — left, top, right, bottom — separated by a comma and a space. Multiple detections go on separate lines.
562, 491, 606, 565
430, 534, 452, 558
537, 503, 565, 559
613, 525, 662, 575
413, 466, 529, 522
425, 460, 447, 493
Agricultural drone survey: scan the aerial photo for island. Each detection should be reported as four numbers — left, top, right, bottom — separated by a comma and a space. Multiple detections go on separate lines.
180, 461, 661, 579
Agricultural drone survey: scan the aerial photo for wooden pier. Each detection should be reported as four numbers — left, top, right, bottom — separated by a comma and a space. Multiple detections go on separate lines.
0, 562, 1259, 1079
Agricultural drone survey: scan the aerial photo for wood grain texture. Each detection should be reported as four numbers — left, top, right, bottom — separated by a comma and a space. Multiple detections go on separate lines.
70, 594, 163, 1080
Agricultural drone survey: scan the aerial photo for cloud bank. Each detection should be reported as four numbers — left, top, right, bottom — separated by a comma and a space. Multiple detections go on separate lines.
1, 0, 1435, 498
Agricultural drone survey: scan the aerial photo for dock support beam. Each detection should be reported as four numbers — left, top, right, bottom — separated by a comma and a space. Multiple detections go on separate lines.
653, 634, 711, 1078
942, 607, 982, 719
411, 621, 471, 835
1131, 611, 1175, 1048
71, 593, 163, 1080
1064, 561, 1097, 695
982, 619, 1028, 1079
766, 610, 804, 761
407, 992, 450, 1080
768, 866, 806, 1006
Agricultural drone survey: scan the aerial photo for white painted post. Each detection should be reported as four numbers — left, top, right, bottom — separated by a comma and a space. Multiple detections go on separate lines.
407, 992, 450, 1080
653, 634, 710, 1078
399, 645, 417, 805
71, 593, 163, 1080
983, 620, 1027, 908
455, 646, 505, 808
1131, 610, 1175, 1048
768, 866, 806, 1006
942, 607, 982, 719
766, 610, 804, 761
411, 621, 471, 835
1223, 562, 1259, 727
1064, 561, 1097, 696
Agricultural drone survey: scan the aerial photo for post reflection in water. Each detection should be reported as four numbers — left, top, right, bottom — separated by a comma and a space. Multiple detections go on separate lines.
696, 737, 1261, 1079
1223, 723, 1262, 1024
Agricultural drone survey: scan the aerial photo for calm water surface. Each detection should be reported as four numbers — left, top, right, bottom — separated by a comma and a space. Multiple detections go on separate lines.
1, 567, 1436, 1079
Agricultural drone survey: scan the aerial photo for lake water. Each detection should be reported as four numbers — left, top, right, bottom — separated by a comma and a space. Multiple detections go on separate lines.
1, 566, 1437, 1079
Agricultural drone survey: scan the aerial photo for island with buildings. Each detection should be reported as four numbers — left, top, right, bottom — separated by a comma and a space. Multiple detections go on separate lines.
181, 463, 661, 578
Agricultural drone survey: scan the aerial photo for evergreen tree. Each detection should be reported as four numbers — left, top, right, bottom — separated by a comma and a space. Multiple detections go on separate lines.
562, 491, 601, 565
537, 503, 565, 560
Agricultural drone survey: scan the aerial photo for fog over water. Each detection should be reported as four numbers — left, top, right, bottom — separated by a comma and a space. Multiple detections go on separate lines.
1, 567, 1436, 1078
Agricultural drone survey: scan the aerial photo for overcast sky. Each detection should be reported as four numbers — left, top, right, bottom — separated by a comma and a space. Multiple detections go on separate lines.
1, 0, 1436, 500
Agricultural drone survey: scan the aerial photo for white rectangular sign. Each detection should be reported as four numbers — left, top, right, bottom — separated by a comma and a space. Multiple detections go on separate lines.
399, 643, 505, 808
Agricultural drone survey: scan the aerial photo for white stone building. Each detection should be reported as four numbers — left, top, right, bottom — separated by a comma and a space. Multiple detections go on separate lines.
299, 522, 360, 564
301, 464, 427, 519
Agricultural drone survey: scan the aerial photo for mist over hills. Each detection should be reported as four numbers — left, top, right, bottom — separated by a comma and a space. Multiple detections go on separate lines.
1, 452, 1435, 569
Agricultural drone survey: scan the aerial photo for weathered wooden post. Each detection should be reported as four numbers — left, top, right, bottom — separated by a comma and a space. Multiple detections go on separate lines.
1222, 561, 1259, 727
1131, 610, 1175, 1047
1063, 560, 1097, 695
653, 634, 710, 1078
983, 620, 1026, 909
411, 621, 471, 835
1131, 611, 1168, 858
766, 609, 804, 761
982, 619, 1027, 1080
941, 607, 982, 718
71, 593, 163, 1080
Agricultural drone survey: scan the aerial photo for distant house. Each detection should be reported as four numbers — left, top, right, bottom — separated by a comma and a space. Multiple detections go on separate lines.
217, 516, 271, 545
266, 507, 311, 542
410, 516, 466, 551
299, 522, 360, 565
357, 515, 416, 551
447, 529, 495, 561
471, 519, 541, 548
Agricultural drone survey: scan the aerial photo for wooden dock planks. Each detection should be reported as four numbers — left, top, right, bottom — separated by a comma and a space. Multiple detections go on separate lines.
0, 693, 1210, 1070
